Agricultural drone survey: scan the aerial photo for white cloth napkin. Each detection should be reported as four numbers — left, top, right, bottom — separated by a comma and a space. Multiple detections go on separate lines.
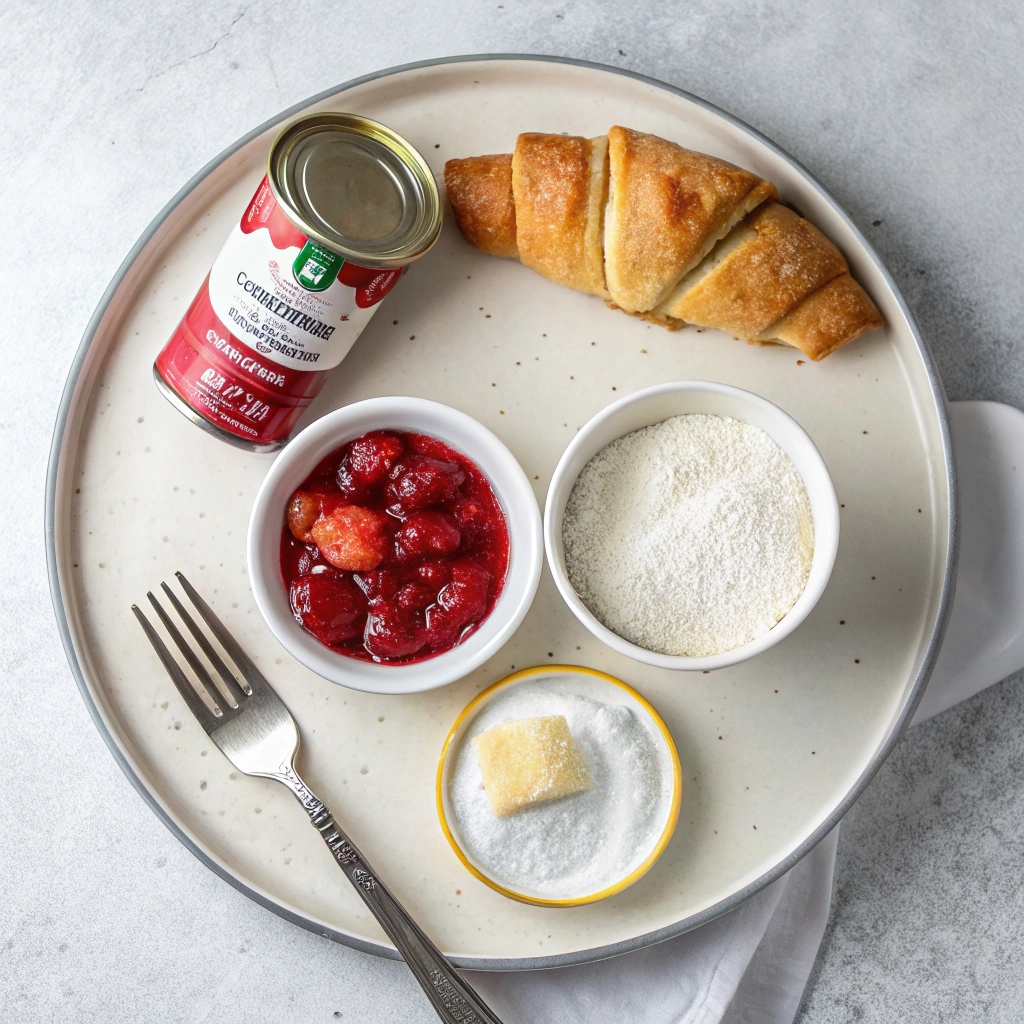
466, 401, 1024, 1024
469, 828, 837, 1024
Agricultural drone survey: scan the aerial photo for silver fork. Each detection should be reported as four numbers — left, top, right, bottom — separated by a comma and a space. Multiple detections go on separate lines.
133, 572, 502, 1024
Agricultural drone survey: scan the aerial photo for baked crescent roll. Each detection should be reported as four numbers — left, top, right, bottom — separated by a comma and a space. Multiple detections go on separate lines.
443, 128, 884, 360
512, 133, 609, 298
758, 272, 885, 361
604, 126, 778, 313
443, 153, 518, 259
655, 202, 849, 336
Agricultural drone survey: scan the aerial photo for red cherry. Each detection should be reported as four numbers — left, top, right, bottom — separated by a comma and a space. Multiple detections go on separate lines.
386, 455, 465, 515
451, 496, 495, 547
296, 544, 320, 576
363, 600, 426, 660
394, 511, 461, 562
280, 536, 320, 580
290, 572, 367, 645
355, 269, 404, 308
397, 582, 434, 613
307, 483, 348, 518
425, 562, 491, 649
354, 568, 399, 601
310, 506, 389, 571
335, 455, 372, 504
348, 431, 405, 486
337, 262, 378, 288
286, 490, 320, 542
415, 561, 451, 589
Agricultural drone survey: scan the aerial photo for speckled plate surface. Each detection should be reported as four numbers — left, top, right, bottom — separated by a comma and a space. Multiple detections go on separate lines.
46, 55, 954, 969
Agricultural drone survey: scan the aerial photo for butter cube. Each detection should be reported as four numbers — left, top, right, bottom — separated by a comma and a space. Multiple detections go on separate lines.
472, 715, 593, 817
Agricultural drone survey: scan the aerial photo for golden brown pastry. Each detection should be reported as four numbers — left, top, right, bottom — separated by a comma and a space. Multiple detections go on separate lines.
443, 153, 518, 259
511, 133, 609, 297
656, 202, 850, 336
604, 126, 778, 313
444, 127, 884, 360
757, 272, 885, 361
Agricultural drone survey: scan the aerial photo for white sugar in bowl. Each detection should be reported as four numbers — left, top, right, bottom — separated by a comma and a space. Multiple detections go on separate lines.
436, 664, 682, 905
543, 381, 840, 672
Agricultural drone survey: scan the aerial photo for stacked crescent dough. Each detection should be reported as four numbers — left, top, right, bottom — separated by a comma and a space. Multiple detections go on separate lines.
444, 127, 884, 360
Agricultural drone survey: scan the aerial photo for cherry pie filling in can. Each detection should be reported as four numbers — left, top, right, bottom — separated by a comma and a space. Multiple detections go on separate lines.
155, 112, 442, 451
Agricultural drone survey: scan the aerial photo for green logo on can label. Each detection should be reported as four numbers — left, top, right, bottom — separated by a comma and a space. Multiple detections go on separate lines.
292, 240, 344, 291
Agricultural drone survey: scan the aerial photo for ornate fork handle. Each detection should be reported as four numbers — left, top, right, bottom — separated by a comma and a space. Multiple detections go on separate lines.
274, 764, 502, 1024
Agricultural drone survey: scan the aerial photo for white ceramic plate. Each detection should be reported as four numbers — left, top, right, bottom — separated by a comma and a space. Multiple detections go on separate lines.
46, 55, 954, 969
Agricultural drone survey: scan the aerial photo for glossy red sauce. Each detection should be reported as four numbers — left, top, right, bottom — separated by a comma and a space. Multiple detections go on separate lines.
280, 430, 510, 664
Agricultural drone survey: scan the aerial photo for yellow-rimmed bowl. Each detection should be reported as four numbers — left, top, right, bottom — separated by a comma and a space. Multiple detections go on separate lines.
436, 665, 682, 907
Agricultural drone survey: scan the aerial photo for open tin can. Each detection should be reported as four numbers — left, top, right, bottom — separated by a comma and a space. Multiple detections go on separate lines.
155, 112, 442, 451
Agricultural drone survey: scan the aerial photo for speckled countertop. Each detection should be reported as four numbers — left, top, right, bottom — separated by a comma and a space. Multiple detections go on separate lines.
3, 2, 1023, 1020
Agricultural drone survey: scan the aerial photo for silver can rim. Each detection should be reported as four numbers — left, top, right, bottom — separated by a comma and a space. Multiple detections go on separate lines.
267, 111, 442, 270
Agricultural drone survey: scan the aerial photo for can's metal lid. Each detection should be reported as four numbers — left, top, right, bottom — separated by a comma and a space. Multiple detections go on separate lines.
268, 112, 442, 269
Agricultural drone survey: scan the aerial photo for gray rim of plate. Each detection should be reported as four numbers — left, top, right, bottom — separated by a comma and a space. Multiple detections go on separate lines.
44, 53, 959, 972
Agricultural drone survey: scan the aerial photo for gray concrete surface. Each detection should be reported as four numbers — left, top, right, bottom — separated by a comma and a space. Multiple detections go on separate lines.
2, 1, 1022, 1020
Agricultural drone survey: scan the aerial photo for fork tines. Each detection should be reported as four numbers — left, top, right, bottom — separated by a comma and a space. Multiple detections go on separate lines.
132, 572, 256, 733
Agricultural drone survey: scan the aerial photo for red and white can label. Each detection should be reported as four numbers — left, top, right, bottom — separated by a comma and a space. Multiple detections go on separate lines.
155, 177, 405, 446
208, 178, 401, 371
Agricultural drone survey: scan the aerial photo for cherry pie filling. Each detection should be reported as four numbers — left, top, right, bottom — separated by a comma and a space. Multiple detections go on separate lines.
280, 430, 510, 664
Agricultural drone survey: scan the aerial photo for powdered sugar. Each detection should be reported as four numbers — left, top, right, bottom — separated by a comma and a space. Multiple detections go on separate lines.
563, 414, 813, 657
449, 676, 673, 899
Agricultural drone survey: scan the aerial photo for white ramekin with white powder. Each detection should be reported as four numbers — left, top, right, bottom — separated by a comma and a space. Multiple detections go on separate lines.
544, 382, 840, 672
